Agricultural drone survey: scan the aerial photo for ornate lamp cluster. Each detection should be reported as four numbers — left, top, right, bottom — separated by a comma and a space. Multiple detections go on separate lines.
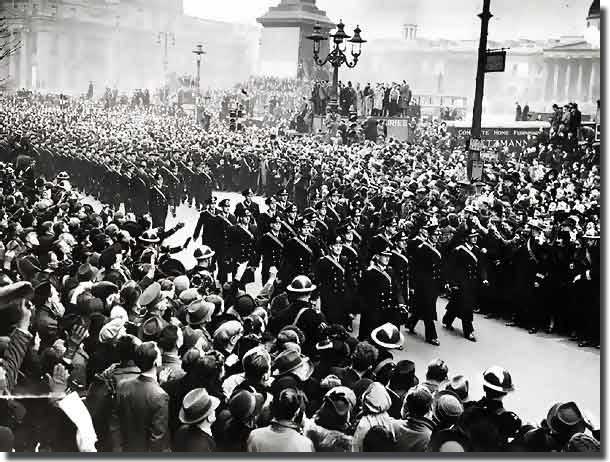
306, 20, 366, 113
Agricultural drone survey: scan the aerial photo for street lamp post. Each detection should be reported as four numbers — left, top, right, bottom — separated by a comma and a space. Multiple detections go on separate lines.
192, 44, 206, 95
307, 21, 366, 114
467, 0, 492, 180
192, 44, 206, 123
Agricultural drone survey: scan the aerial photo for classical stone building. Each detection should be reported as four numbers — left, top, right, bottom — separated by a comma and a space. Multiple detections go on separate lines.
338, 0, 600, 117
0, 0, 259, 95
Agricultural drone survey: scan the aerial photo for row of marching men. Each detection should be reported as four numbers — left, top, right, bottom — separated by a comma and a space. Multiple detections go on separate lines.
191, 187, 489, 349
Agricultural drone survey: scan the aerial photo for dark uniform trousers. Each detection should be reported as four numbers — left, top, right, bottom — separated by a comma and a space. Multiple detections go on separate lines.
442, 244, 485, 336
258, 232, 284, 283
341, 244, 362, 316
409, 242, 442, 341
315, 255, 349, 325
358, 266, 396, 341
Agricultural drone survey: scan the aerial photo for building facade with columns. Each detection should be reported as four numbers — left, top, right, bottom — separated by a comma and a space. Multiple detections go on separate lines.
337, 0, 600, 117
0, 0, 259, 95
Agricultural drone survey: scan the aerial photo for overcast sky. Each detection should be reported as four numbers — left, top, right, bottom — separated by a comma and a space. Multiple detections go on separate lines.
184, 0, 594, 41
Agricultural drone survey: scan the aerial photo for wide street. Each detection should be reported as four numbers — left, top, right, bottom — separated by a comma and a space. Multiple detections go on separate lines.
90, 190, 601, 427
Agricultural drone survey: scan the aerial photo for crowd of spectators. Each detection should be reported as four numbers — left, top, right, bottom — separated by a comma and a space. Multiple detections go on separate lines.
311, 80, 415, 118
0, 86, 600, 452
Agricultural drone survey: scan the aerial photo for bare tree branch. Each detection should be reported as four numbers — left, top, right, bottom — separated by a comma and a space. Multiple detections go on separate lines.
0, 16, 21, 63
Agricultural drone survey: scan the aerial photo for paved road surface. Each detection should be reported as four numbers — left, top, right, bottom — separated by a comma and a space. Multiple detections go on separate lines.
88, 191, 601, 427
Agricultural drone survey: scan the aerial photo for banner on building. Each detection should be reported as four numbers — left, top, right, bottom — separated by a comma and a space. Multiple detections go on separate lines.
447, 123, 549, 150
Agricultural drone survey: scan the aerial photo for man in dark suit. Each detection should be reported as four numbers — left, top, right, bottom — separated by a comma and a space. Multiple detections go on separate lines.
191, 167, 212, 212
442, 230, 488, 342
110, 341, 170, 452
314, 234, 349, 326
193, 196, 217, 246
358, 241, 396, 341
258, 214, 284, 283
149, 173, 169, 229
406, 226, 443, 346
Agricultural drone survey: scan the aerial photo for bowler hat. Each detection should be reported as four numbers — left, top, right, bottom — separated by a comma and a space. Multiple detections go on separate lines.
444, 375, 469, 402
272, 349, 314, 381
186, 300, 215, 326
229, 388, 264, 422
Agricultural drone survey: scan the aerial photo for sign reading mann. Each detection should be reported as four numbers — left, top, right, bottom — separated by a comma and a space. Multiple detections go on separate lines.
447, 122, 549, 151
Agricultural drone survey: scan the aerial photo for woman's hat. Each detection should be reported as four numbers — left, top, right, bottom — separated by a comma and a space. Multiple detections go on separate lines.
139, 230, 160, 244
179, 388, 220, 425
371, 323, 404, 350
482, 366, 514, 393
193, 246, 215, 260
286, 275, 316, 293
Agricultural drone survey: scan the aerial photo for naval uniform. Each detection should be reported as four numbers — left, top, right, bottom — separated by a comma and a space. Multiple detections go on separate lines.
409, 240, 443, 341
279, 236, 322, 288
442, 243, 486, 336
358, 264, 397, 342
341, 241, 362, 315
258, 231, 284, 283
229, 223, 259, 284
314, 254, 349, 325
